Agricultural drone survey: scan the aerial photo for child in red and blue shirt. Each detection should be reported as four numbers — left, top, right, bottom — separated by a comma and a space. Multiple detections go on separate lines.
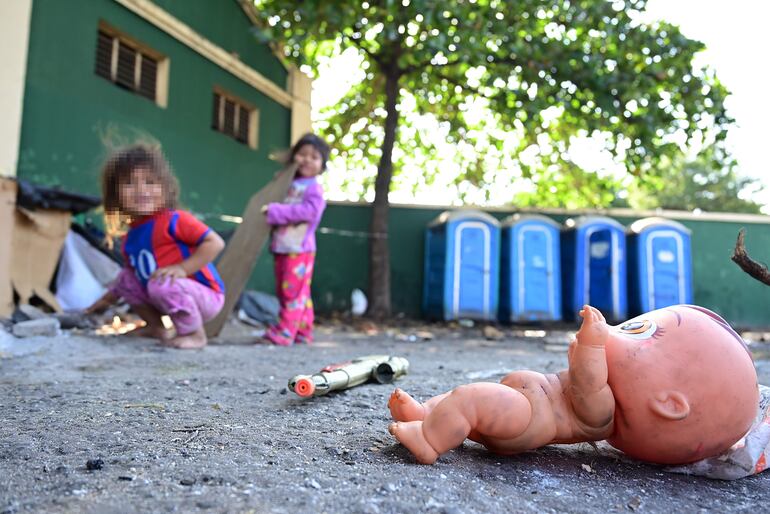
87, 144, 225, 349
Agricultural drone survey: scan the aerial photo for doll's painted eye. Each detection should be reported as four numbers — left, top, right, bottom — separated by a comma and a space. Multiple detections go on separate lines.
619, 320, 658, 339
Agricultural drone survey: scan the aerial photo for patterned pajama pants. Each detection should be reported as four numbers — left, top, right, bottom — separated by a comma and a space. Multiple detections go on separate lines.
265, 252, 315, 346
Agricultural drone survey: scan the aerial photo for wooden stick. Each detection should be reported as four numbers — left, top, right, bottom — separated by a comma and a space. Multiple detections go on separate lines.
205, 164, 297, 337
731, 228, 770, 286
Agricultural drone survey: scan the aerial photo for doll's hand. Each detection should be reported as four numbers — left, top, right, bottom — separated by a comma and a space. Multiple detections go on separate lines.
152, 264, 188, 283
261, 204, 270, 214
576, 305, 608, 347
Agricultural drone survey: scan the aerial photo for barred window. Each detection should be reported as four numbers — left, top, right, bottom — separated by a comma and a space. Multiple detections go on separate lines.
95, 23, 168, 107
212, 90, 259, 149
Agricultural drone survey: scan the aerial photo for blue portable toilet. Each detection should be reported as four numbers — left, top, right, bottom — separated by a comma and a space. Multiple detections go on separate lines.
626, 217, 693, 315
423, 210, 500, 321
499, 214, 562, 322
561, 216, 627, 322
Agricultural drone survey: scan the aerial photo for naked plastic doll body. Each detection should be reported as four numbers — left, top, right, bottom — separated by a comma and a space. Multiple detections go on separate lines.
389, 306, 614, 464
389, 303, 759, 465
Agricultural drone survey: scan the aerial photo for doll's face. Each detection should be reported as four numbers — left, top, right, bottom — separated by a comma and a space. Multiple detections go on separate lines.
603, 306, 757, 464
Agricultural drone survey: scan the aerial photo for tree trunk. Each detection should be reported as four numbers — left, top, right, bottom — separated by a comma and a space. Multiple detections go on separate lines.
367, 69, 400, 319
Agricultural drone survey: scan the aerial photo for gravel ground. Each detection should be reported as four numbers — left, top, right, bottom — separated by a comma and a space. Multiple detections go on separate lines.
1, 321, 769, 514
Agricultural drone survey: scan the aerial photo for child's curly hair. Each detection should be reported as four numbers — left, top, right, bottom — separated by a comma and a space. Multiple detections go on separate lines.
101, 143, 179, 243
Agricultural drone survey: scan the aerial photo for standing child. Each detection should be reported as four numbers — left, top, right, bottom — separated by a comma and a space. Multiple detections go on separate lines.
87, 144, 226, 349
262, 133, 329, 346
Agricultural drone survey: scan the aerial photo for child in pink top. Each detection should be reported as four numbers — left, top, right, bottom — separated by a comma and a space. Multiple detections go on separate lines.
262, 134, 329, 345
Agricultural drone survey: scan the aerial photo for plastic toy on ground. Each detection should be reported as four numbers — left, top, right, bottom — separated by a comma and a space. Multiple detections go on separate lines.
388, 304, 759, 472
289, 355, 409, 397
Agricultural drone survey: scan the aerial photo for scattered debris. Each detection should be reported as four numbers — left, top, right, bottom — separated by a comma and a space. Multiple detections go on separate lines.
581, 463, 594, 473
54, 311, 95, 330
95, 315, 142, 336
627, 496, 643, 511
351, 289, 368, 316
17, 304, 49, 321
12, 317, 61, 338
458, 319, 475, 328
117, 475, 133, 481
86, 459, 104, 471
482, 325, 504, 340
179, 478, 196, 486
236, 290, 279, 326
123, 403, 165, 410
394, 330, 434, 342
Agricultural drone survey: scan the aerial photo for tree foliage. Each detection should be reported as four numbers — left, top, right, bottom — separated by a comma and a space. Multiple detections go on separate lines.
253, 0, 734, 316
618, 146, 765, 214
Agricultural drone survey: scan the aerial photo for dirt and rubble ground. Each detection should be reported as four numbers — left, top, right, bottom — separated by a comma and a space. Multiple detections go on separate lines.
1, 319, 769, 514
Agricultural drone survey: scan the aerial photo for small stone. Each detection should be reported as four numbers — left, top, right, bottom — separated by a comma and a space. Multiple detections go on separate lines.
86, 459, 104, 471
17, 304, 48, 320
179, 478, 196, 486
308, 479, 321, 489
117, 475, 133, 481
482, 325, 504, 340
12, 318, 61, 338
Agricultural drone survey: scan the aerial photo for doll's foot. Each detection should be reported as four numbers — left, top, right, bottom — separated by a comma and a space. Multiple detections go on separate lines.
388, 421, 439, 464
576, 305, 608, 346
162, 328, 207, 349
388, 389, 425, 422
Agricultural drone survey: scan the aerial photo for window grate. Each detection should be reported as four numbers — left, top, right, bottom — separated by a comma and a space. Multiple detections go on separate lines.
212, 91, 257, 149
95, 28, 159, 103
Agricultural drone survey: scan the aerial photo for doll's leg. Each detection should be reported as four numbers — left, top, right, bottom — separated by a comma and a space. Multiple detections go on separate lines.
388, 388, 450, 422
389, 382, 533, 464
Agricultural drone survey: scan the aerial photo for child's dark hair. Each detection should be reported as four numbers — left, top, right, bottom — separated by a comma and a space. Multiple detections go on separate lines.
101, 143, 179, 241
288, 133, 331, 171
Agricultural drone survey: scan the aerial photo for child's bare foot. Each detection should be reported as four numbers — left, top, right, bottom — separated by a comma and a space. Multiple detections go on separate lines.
388, 421, 439, 464
162, 328, 207, 349
124, 324, 173, 341
388, 389, 425, 422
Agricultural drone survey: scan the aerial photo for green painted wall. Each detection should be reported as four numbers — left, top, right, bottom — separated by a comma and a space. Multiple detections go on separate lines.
313, 203, 770, 329
153, 0, 288, 89
18, 0, 290, 229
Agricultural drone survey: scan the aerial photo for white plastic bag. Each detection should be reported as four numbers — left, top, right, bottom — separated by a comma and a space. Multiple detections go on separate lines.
55, 231, 121, 311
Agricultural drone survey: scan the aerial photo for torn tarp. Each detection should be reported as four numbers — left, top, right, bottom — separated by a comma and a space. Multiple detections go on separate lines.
16, 179, 100, 214
236, 290, 280, 326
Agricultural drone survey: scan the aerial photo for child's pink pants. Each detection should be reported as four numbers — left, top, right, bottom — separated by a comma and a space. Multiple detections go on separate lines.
111, 269, 224, 335
265, 252, 315, 345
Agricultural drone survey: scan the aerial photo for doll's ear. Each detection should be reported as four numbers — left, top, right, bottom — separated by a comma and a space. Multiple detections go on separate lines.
648, 391, 690, 420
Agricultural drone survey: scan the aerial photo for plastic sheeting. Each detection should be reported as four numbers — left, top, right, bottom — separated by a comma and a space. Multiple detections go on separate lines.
667, 384, 770, 480
55, 230, 121, 311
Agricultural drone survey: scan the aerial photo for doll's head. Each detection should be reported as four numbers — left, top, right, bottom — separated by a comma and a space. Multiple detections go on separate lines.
604, 305, 758, 464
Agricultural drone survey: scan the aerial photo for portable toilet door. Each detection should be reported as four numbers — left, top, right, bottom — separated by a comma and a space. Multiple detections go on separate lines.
561, 216, 627, 322
499, 214, 562, 322
627, 217, 693, 315
422, 210, 500, 321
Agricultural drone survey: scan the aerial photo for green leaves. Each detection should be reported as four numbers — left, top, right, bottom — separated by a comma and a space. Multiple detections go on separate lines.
253, 0, 735, 208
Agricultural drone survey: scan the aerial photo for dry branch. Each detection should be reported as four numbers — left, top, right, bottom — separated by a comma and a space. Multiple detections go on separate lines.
731, 228, 770, 286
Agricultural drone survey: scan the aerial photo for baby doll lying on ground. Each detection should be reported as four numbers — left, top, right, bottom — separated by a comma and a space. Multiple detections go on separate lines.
388, 305, 760, 476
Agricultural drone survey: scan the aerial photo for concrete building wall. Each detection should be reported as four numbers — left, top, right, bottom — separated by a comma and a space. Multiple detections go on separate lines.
17, 0, 294, 224
0, 0, 33, 178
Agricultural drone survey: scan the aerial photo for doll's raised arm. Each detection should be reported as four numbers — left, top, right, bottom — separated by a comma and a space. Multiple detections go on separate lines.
566, 305, 615, 433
